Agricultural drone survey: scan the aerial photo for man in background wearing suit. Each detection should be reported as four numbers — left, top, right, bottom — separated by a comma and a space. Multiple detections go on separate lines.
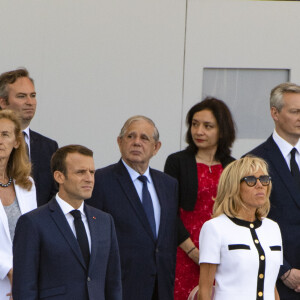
87, 116, 178, 300
0, 68, 58, 206
248, 82, 300, 299
13, 145, 122, 300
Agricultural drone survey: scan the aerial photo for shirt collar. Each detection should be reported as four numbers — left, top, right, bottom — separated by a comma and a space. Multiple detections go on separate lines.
56, 193, 85, 216
23, 126, 30, 138
273, 129, 300, 157
121, 159, 152, 183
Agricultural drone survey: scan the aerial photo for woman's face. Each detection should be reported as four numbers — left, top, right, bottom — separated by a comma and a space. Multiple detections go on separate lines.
239, 169, 268, 213
0, 118, 19, 160
190, 109, 219, 151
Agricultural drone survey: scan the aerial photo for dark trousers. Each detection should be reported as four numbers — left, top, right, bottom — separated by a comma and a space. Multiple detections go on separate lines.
152, 277, 159, 300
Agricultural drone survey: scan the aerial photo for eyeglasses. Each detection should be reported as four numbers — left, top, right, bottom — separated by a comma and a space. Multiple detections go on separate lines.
240, 175, 271, 187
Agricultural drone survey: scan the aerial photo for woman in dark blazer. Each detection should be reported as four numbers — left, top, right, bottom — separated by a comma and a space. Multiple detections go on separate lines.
164, 97, 236, 300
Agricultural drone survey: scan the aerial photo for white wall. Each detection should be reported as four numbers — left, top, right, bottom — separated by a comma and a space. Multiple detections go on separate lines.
1, 0, 300, 170
184, 0, 300, 158
0, 0, 186, 170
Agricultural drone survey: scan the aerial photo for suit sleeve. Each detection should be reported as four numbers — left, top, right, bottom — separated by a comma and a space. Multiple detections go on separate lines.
279, 255, 292, 277
105, 215, 122, 300
13, 214, 40, 300
48, 141, 59, 201
0, 214, 12, 281
164, 155, 190, 245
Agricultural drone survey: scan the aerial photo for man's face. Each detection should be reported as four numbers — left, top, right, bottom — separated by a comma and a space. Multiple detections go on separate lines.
0, 77, 37, 128
271, 93, 300, 145
117, 120, 161, 173
56, 153, 95, 206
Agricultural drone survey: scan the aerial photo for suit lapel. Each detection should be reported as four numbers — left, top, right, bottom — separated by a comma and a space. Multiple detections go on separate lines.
29, 130, 38, 179
115, 161, 155, 241
15, 179, 37, 214
49, 198, 87, 270
0, 200, 11, 242
266, 136, 300, 209
85, 205, 99, 269
150, 169, 166, 241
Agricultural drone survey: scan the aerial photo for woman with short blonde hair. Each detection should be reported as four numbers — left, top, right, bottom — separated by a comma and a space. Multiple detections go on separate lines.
213, 156, 271, 220
198, 156, 282, 300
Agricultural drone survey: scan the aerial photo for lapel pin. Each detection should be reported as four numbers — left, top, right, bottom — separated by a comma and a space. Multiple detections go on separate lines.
93, 216, 96, 219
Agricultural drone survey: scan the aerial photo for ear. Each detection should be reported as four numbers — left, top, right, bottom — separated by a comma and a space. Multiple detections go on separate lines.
271, 106, 279, 122
14, 140, 20, 149
152, 141, 162, 156
54, 170, 65, 185
117, 136, 123, 149
0, 97, 8, 110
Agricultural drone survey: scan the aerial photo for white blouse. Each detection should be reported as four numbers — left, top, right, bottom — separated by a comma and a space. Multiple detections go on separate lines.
0, 179, 37, 300
199, 214, 283, 300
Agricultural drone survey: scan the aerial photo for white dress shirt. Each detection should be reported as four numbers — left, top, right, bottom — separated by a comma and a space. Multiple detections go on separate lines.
56, 194, 91, 252
122, 160, 161, 236
273, 129, 300, 170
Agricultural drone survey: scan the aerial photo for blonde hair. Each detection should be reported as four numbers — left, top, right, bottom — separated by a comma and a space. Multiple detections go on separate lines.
0, 110, 32, 190
213, 156, 271, 220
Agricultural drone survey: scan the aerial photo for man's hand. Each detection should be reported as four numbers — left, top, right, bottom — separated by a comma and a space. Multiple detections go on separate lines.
282, 268, 300, 292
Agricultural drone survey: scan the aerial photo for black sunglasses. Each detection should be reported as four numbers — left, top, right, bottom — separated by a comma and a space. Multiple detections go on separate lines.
240, 175, 271, 187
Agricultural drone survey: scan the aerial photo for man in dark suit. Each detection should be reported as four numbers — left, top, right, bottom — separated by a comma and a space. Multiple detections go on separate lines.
248, 82, 300, 299
0, 68, 58, 206
86, 116, 178, 300
13, 145, 122, 300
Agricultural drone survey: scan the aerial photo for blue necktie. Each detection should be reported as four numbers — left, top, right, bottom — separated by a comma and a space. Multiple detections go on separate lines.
138, 175, 156, 238
22, 131, 30, 160
70, 210, 90, 267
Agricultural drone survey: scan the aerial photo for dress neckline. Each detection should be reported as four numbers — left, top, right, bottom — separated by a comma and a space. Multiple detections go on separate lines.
196, 162, 222, 167
227, 215, 262, 229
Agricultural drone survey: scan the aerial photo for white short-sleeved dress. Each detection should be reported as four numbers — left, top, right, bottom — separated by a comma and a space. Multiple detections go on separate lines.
199, 214, 283, 300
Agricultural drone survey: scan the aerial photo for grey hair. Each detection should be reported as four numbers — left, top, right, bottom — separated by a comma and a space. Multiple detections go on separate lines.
270, 82, 300, 111
119, 115, 160, 142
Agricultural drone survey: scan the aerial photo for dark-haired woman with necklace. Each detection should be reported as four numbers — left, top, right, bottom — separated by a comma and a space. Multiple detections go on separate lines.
0, 110, 37, 300
164, 97, 236, 300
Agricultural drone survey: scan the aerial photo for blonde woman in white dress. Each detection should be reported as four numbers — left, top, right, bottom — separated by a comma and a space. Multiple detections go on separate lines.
198, 156, 282, 300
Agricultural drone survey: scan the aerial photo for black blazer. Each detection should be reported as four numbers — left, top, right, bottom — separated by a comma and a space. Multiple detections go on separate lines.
164, 148, 235, 244
248, 135, 300, 299
13, 198, 122, 300
30, 130, 58, 206
86, 160, 178, 300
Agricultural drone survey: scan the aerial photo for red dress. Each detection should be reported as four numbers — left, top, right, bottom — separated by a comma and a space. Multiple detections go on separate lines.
174, 163, 223, 300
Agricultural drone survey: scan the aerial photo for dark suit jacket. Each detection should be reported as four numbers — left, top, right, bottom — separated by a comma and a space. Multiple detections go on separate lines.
13, 198, 122, 300
30, 130, 58, 206
164, 148, 235, 244
86, 160, 178, 300
248, 135, 300, 299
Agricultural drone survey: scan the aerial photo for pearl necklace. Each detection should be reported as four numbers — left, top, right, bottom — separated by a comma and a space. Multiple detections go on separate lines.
0, 177, 13, 188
